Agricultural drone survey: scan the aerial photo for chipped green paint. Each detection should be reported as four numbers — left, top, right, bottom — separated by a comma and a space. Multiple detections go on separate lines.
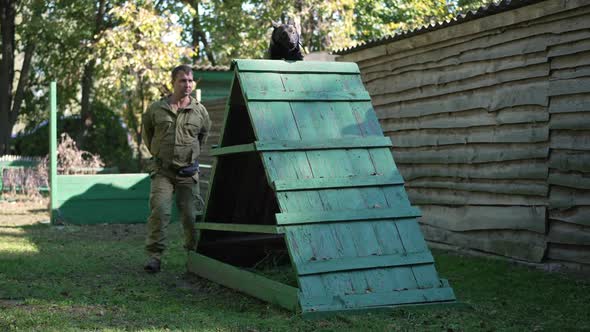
190, 59, 456, 315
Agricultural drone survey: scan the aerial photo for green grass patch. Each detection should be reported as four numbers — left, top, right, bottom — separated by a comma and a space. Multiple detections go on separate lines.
0, 222, 589, 331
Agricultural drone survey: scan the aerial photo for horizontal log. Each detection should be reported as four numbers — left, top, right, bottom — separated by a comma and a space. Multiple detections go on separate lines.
392, 143, 548, 164
549, 186, 590, 208
548, 77, 590, 97
419, 205, 546, 233
380, 106, 548, 131
548, 170, 590, 189
387, 124, 548, 147
549, 66, 590, 80
549, 206, 590, 227
550, 50, 590, 69
374, 79, 548, 117
548, 38, 590, 58
398, 160, 548, 180
406, 178, 548, 196
548, 93, 590, 113
420, 224, 546, 262
371, 64, 550, 105
550, 130, 590, 150
547, 221, 590, 245
549, 112, 590, 129
549, 150, 590, 172
546, 244, 590, 265
364, 52, 547, 87
407, 188, 547, 206
360, 9, 590, 72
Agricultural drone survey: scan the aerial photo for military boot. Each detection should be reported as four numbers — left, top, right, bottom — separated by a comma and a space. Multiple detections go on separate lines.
144, 257, 161, 273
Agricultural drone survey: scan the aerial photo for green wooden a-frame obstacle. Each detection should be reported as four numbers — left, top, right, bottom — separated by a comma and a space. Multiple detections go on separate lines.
187, 59, 456, 315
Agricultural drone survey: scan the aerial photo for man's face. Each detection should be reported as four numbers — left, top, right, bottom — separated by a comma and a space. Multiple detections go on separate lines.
172, 71, 194, 97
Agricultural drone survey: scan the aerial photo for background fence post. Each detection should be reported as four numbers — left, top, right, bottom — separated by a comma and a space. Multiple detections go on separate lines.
50, 82, 58, 223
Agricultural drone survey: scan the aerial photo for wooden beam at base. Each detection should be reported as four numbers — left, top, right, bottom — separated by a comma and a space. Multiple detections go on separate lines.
276, 207, 422, 226
296, 251, 434, 275
300, 286, 456, 313
301, 300, 466, 319
196, 222, 284, 234
187, 252, 299, 311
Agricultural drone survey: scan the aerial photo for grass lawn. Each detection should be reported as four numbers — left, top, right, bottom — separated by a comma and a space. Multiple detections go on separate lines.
0, 200, 589, 331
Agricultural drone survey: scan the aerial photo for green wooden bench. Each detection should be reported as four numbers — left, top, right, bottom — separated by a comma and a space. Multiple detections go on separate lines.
187, 59, 456, 316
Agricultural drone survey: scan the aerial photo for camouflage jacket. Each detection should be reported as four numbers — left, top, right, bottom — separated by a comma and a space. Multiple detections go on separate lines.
142, 96, 211, 171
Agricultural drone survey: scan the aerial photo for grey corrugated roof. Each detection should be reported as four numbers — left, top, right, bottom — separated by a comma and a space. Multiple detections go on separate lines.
334, 0, 546, 55
193, 65, 230, 72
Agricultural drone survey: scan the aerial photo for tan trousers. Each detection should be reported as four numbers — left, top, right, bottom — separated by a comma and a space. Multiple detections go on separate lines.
145, 172, 203, 259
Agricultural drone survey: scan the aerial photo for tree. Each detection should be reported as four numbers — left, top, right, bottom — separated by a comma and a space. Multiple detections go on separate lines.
169, 0, 491, 65
80, 0, 107, 144
94, 0, 192, 164
0, 0, 43, 154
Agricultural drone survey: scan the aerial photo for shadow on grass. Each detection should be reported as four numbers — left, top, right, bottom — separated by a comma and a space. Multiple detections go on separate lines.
1, 220, 590, 331
0, 222, 314, 331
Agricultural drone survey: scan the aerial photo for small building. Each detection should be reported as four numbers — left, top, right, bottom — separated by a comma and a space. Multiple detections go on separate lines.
335, 0, 590, 271
192, 65, 233, 102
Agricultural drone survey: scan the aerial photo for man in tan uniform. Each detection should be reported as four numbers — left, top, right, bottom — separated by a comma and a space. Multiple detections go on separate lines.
142, 64, 211, 273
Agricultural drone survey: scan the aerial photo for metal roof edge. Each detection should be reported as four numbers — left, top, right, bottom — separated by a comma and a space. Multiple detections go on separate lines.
333, 0, 546, 55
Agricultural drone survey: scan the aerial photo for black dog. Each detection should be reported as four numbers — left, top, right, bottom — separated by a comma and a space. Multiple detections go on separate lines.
268, 20, 304, 61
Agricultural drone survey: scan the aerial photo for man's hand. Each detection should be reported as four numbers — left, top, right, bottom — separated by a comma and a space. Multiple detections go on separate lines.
178, 160, 199, 177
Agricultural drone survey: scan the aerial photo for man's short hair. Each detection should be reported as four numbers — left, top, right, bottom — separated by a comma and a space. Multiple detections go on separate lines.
171, 65, 193, 82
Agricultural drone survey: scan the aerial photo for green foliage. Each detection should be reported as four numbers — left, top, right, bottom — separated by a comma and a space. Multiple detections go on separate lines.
7, 0, 493, 160
177, 0, 492, 65
94, 0, 193, 158
13, 102, 134, 171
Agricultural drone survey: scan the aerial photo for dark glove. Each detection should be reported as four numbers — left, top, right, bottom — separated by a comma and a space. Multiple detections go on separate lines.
178, 160, 199, 177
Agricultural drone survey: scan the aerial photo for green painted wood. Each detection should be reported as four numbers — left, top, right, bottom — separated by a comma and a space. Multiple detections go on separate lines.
56, 174, 149, 201
284, 96, 420, 303
57, 200, 150, 224
235, 59, 361, 74
194, 59, 456, 314
300, 287, 456, 312
196, 222, 284, 234
280, 74, 367, 98
187, 251, 300, 311
209, 143, 255, 156
301, 301, 466, 319
244, 90, 371, 102
255, 137, 392, 151
297, 251, 434, 275
276, 207, 421, 226
273, 175, 404, 191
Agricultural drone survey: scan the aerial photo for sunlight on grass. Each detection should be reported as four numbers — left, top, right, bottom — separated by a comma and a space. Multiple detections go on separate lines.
0, 228, 40, 254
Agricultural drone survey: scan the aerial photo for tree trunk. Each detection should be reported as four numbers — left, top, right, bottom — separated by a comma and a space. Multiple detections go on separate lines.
0, 0, 16, 154
187, 0, 216, 65
79, 0, 106, 146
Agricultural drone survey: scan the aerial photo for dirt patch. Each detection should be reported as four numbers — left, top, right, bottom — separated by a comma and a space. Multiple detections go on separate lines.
0, 199, 49, 226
